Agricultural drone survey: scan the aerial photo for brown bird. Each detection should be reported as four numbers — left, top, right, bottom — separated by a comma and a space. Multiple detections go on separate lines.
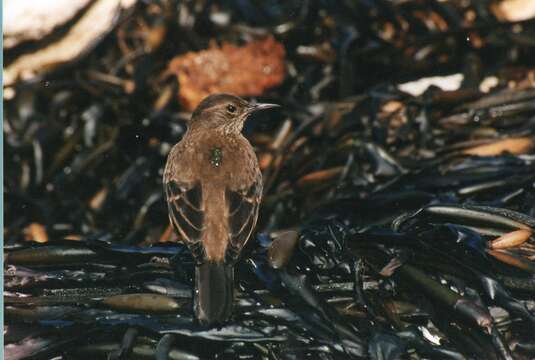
163, 93, 278, 325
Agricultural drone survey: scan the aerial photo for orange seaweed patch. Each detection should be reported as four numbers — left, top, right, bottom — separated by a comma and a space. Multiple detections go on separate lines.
486, 249, 535, 273
463, 137, 535, 156
259, 152, 274, 171
24, 223, 48, 243
296, 166, 345, 188
168, 36, 286, 111
489, 229, 532, 250
89, 187, 108, 211
159, 224, 175, 243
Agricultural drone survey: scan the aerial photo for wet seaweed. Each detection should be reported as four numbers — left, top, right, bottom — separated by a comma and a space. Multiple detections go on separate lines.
4, 0, 535, 359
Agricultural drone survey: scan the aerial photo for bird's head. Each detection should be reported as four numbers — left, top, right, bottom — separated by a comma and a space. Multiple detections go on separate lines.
189, 93, 279, 134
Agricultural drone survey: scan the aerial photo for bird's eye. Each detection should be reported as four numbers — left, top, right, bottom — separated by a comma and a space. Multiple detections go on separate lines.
226, 104, 237, 113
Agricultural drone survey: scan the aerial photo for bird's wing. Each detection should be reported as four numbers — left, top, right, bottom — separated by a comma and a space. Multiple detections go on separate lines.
164, 178, 206, 261
225, 175, 262, 262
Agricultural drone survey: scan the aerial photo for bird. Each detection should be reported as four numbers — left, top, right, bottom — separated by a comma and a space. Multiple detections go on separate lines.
163, 93, 279, 326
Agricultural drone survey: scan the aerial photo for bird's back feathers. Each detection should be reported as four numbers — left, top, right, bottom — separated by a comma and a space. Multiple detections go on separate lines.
163, 131, 261, 263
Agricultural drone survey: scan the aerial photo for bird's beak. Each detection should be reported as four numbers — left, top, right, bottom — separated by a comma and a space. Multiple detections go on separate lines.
249, 102, 280, 113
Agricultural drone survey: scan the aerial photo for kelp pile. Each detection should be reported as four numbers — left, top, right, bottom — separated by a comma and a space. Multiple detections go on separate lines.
4, 0, 535, 359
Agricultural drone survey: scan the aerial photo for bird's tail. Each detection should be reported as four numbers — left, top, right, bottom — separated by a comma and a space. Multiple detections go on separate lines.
194, 262, 234, 326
